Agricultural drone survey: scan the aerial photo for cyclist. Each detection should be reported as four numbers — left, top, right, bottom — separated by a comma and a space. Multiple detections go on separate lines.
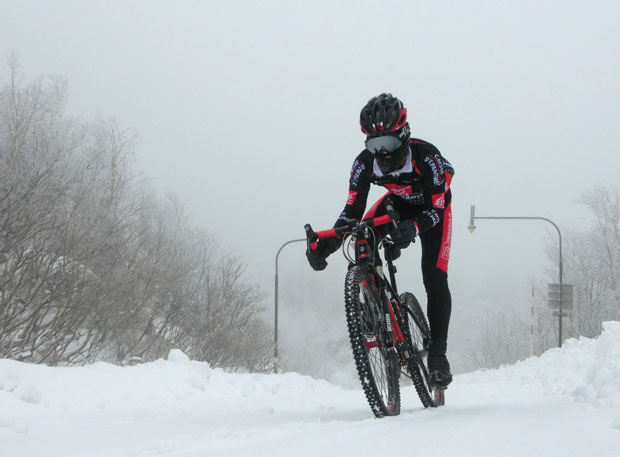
306, 93, 454, 388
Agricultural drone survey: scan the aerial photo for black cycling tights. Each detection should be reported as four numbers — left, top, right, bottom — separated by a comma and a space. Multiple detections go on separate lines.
420, 221, 452, 343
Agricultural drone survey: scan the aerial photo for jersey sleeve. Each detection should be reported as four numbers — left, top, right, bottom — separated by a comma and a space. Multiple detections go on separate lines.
413, 145, 454, 234
334, 150, 373, 228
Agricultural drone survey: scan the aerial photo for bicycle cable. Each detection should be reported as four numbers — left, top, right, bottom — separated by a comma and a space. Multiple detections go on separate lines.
342, 233, 355, 263
342, 226, 379, 266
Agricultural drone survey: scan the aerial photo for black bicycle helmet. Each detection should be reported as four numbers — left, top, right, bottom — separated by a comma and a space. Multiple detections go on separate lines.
360, 93, 408, 136
360, 93, 411, 174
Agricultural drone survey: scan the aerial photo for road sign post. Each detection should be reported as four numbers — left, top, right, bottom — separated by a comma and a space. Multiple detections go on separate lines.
547, 283, 574, 310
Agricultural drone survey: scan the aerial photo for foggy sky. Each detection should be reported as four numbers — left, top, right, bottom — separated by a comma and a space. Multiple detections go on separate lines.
2, 0, 619, 374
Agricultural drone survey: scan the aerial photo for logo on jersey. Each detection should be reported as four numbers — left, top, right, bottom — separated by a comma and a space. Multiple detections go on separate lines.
432, 193, 445, 209
424, 154, 444, 186
349, 160, 365, 186
441, 213, 452, 259
422, 209, 441, 226
337, 213, 356, 224
346, 191, 358, 205
385, 184, 412, 198
437, 205, 453, 273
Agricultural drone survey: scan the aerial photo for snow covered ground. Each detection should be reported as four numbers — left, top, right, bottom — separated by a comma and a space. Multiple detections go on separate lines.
2, 322, 619, 457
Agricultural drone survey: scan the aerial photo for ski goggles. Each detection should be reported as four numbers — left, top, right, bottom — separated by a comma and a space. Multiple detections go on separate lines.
365, 135, 402, 154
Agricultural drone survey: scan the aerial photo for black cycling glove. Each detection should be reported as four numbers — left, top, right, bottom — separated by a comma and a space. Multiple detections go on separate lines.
306, 237, 341, 271
391, 219, 418, 249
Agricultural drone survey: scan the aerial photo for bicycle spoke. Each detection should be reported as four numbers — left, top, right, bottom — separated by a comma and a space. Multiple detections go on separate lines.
345, 266, 400, 417
368, 348, 389, 399
399, 292, 444, 408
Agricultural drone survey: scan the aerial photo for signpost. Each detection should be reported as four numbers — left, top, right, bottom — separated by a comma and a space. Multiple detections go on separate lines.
547, 283, 574, 310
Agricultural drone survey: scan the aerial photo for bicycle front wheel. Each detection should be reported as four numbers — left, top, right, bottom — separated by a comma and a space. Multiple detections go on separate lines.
345, 266, 400, 417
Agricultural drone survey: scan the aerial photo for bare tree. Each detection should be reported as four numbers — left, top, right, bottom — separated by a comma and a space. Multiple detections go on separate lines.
469, 303, 531, 369
171, 238, 272, 372
569, 185, 620, 336
1, 57, 272, 370
0, 55, 90, 362
534, 185, 620, 351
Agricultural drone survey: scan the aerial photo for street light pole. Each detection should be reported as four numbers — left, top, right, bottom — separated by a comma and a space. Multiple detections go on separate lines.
274, 238, 306, 373
468, 205, 564, 347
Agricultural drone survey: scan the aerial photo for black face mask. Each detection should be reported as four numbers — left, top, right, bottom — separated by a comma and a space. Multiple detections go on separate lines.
373, 140, 409, 175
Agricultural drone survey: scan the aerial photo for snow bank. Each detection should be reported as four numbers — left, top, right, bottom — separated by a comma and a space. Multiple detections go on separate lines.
458, 320, 620, 427
2, 326, 619, 457
516, 320, 620, 408
0, 350, 351, 419
566, 321, 620, 407
1, 322, 619, 420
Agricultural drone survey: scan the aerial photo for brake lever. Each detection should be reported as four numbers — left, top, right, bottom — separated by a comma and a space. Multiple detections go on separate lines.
304, 224, 319, 251
385, 203, 400, 230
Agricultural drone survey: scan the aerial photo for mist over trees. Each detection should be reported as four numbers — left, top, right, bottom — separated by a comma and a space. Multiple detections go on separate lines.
3, 56, 616, 380
547, 185, 620, 338
473, 184, 620, 369
0, 57, 271, 370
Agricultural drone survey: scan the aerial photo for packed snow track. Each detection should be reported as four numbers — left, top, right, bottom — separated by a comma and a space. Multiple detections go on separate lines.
2, 322, 619, 457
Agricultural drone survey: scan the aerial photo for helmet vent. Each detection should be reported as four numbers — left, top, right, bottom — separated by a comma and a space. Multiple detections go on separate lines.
360, 93, 407, 137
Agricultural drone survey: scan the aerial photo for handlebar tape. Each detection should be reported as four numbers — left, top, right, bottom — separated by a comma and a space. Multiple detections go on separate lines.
309, 214, 393, 241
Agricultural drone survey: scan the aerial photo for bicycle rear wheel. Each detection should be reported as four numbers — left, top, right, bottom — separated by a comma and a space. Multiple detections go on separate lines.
399, 292, 444, 407
345, 266, 400, 417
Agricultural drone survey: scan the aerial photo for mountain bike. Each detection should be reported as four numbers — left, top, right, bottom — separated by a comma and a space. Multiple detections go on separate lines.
305, 203, 445, 417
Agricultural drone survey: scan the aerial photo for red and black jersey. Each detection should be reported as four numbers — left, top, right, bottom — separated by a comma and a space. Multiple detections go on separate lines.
334, 137, 455, 342
335, 138, 454, 235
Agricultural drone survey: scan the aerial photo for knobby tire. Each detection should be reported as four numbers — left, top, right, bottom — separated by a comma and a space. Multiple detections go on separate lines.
345, 266, 400, 417
399, 292, 445, 407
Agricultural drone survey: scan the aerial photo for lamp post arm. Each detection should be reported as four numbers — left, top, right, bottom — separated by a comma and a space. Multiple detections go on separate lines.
471, 212, 564, 347
274, 238, 306, 373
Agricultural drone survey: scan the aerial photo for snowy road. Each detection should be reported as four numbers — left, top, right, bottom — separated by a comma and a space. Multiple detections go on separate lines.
2, 323, 619, 457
